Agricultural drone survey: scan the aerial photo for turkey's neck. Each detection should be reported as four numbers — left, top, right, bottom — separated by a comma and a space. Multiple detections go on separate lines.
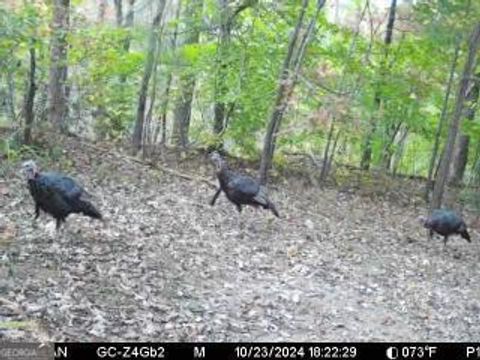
217, 165, 234, 188
27, 172, 39, 181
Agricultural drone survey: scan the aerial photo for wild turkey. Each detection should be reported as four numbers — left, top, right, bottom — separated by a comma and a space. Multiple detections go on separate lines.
22, 160, 102, 230
209, 151, 279, 217
418, 209, 471, 246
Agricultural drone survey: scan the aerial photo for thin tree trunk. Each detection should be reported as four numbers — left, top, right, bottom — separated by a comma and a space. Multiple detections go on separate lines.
326, 130, 341, 177
381, 120, 403, 170
448, 72, 480, 185
259, 0, 325, 184
360, 0, 397, 170
123, 0, 135, 52
23, 45, 36, 145
212, 0, 230, 140
98, 0, 107, 23
212, 0, 257, 146
6, 71, 16, 123
132, 0, 166, 152
151, 0, 181, 147
425, 38, 461, 198
171, 0, 203, 147
114, 0, 123, 26
391, 127, 408, 177
62, 60, 70, 123
160, 113, 167, 145
469, 141, 480, 186
320, 119, 335, 181
48, 0, 70, 132
143, 35, 163, 157
158, 72, 172, 146
431, 22, 480, 211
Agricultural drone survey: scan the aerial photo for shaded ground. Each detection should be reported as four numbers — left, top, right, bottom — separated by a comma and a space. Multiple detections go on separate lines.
1, 142, 480, 341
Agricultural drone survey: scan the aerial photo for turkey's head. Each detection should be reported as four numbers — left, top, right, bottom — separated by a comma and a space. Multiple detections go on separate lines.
210, 151, 226, 172
22, 160, 38, 180
417, 215, 429, 228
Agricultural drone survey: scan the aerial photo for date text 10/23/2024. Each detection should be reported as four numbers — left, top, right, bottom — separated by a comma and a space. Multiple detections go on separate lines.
47, 343, 480, 360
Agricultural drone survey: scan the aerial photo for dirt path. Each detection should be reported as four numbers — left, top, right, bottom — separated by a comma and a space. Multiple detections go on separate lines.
1, 148, 480, 341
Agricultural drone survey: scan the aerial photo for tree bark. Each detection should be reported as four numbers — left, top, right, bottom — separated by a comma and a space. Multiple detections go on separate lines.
259, 0, 325, 185
360, 0, 397, 170
172, 0, 203, 148
320, 120, 336, 182
391, 127, 408, 177
123, 0, 135, 52
425, 37, 461, 198
6, 71, 16, 123
381, 120, 403, 170
98, 0, 107, 23
132, 0, 166, 152
23, 45, 36, 145
448, 72, 480, 185
47, 0, 70, 132
114, 0, 123, 26
143, 35, 163, 156
431, 22, 480, 211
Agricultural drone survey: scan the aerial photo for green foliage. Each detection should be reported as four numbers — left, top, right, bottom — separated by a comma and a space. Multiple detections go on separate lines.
3, 0, 480, 183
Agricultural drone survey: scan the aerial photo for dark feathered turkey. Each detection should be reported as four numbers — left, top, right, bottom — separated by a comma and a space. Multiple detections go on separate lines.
419, 209, 470, 246
22, 160, 102, 229
209, 152, 279, 217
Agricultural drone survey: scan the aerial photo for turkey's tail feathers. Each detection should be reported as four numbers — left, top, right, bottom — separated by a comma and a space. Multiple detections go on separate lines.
253, 187, 280, 218
78, 200, 102, 220
460, 228, 471, 242
267, 200, 280, 218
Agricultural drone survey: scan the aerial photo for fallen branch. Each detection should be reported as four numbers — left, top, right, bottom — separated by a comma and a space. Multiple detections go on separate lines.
77, 140, 218, 189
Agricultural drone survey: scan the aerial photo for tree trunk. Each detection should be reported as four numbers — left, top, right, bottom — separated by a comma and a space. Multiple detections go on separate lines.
320, 120, 335, 182
381, 120, 403, 170
6, 71, 16, 123
48, 0, 70, 132
259, 0, 325, 185
123, 0, 135, 52
23, 45, 36, 145
132, 0, 166, 152
425, 37, 461, 198
391, 127, 408, 177
114, 0, 123, 26
171, 0, 203, 148
448, 72, 480, 185
360, 0, 397, 170
143, 35, 163, 157
212, 0, 257, 147
98, 0, 107, 23
212, 0, 230, 141
469, 141, 480, 186
430, 22, 480, 211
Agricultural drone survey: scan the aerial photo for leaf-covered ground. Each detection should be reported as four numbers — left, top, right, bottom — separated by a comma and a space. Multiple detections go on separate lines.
1, 142, 480, 341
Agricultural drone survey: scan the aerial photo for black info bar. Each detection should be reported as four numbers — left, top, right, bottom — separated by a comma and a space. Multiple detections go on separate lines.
1, 343, 479, 360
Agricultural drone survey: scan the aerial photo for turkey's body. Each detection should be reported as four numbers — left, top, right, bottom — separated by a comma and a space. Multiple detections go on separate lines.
424, 209, 470, 245
212, 158, 279, 217
28, 171, 102, 229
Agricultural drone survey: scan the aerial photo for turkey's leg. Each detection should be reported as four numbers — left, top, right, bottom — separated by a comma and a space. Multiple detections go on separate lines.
55, 218, 68, 243
236, 204, 245, 237
443, 236, 449, 247
428, 229, 434, 240
32, 204, 40, 230
210, 188, 222, 206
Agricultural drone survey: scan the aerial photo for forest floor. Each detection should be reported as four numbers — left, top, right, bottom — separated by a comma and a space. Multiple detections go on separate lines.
1, 139, 480, 341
